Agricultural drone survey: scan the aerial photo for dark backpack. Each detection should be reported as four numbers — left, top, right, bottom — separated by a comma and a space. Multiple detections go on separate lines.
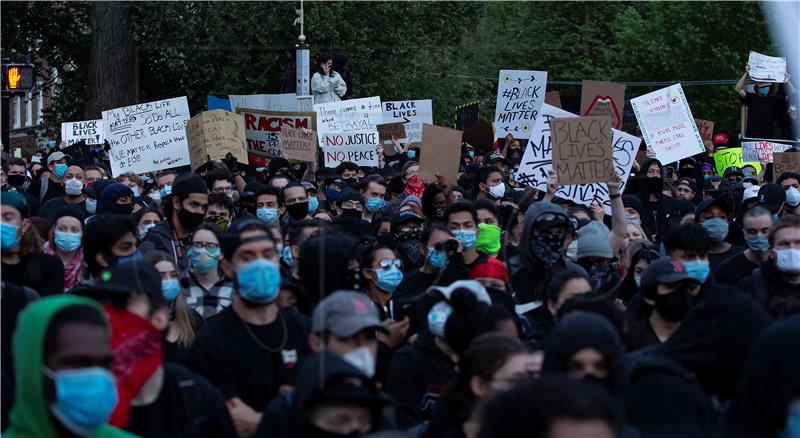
164, 364, 208, 437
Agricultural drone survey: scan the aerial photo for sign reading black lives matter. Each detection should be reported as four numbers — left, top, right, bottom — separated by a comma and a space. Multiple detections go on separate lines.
103, 96, 191, 177
550, 116, 614, 185
62, 119, 105, 146
494, 70, 547, 137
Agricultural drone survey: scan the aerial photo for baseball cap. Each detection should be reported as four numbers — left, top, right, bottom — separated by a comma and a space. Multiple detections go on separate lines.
468, 257, 509, 283
743, 185, 760, 202
301, 181, 318, 193
391, 210, 424, 234
675, 177, 695, 192
723, 166, 744, 178
757, 183, 786, 211
713, 133, 729, 146
91, 262, 165, 305
46, 151, 71, 165
641, 257, 699, 296
694, 197, 732, 219
311, 291, 387, 337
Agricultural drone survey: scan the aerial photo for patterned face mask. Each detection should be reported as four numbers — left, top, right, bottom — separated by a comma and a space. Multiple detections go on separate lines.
530, 233, 564, 268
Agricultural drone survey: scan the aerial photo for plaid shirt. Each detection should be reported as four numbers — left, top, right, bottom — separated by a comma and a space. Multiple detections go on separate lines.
184, 274, 235, 319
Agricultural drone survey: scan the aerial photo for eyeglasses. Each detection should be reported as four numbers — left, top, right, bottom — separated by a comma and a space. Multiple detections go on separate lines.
213, 186, 233, 193
376, 258, 402, 270
190, 241, 220, 250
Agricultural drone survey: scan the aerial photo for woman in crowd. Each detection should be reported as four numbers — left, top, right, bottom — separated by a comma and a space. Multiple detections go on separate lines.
43, 206, 85, 291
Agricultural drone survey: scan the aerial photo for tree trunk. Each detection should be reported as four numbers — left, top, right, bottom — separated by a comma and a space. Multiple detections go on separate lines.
84, 2, 137, 119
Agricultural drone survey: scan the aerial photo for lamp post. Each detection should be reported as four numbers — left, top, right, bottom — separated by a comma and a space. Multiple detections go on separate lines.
295, 0, 310, 97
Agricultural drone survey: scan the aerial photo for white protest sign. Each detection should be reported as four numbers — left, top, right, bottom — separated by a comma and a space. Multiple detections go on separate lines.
229, 94, 299, 112
314, 96, 383, 139
516, 104, 577, 190
748, 51, 788, 83
494, 70, 547, 137
234, 108, 316, 158
61, 119, 105, 145
381, 100, 433, 143
322, 143, 378, 168
630, 84, 704, 164
741, 140, 793, 163
103, 96, 191, 177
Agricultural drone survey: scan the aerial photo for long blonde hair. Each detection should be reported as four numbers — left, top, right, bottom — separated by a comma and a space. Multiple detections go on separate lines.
142, 251, 195, 348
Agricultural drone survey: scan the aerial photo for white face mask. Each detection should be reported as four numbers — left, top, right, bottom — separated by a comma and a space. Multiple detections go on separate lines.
489, 182, 506, 199
64, 178, 84, 196
130, 185, 141, 197
775, 248, 800, 275
565, 240, 578, 261
786, 187, 800, 208
342, 346, 376, 378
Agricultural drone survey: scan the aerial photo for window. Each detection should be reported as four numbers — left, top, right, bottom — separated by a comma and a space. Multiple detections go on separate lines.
12, 96, 21, 129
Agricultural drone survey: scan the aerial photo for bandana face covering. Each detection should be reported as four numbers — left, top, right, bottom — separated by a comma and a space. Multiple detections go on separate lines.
530, 233, 564, 268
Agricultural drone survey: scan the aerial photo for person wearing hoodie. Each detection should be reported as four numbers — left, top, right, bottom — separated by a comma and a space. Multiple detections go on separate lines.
5, 295, 136, 438
141, 173, 209, 270
97, 182, 136, 216
634, 158, 693, 241
297, 233, 363, 307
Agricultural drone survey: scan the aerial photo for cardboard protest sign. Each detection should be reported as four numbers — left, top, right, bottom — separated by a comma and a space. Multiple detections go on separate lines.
631, 84, 705, 164
382, 100, 433, 143
229, 94, 298, 112
279, 125, 317, 162
103, 96, 191, 177
455, 101, 480, 130
712, 148, 762, 176
322, 144, 378, 168
377, 122, 407, 146
207, 95, 232, 111
516, 104, 578, 190
741, 140, 793, 163
234, 108, 316, 158
580, 81, 625, 129
774, 152, 800, 178
61, 119, 105, 146
550, 116, 614, 185
694, 119, 715, 150
186, 110, 247, 171
545, 91, 562, 109
494, 70, 547, 137
420, 124, 462, 183
748, 51, 788, 83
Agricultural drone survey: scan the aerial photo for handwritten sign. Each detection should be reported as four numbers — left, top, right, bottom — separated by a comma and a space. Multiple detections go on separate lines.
279, 125, 317, 162
186, 110, 247, 171
420, 124, 462, 183
741, 140, 793, 163
382, 100, 432, 143
580, 81, 625, 129
550, 116, 614, 185
516, 104, 578, 190
377, 122, 407, 146
319, 131, 379, 151
103, 96, 191, 177
315, 96, 383, 139
494, 70, 547, 137
229, 94, 298, 112
774, 152, 800, 178
322, 144, 378, 168
631, 84, 704, 165
713, 148, 762, 176
748, 51, 788, 83
694, 119, 715, 150
62, 119, 105, 146
235, 108, 316, 158
455, 101, 480, 130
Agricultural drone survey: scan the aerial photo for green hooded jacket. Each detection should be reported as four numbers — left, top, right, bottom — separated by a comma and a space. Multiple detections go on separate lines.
5, 295, 138, 438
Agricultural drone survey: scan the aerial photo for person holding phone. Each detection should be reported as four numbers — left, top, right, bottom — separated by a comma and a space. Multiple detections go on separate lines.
311, 54, 347, 104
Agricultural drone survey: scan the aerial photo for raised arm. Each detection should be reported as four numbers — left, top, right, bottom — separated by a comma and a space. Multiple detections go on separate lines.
734, 64, 750, 98
608, 170, 627, 257
541, 169, 558, 203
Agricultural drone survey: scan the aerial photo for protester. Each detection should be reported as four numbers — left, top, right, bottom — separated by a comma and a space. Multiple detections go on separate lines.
311, 53, 347, 104
39, 165, 87, 223
43, 206, 85, 291
695, 198, 744, 269
716, 206, 774, 285
183, 224, 233, 319
26, 151, 69, 205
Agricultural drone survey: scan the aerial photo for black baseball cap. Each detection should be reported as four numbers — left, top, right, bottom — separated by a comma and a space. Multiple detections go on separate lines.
723, 166, 744, 178
757, 183, 786, 212
675, 177, 695, 192
391, 210, 424, 234
694, 197, 732, 219
90, 261, 166, 308
640, 257, 699, 297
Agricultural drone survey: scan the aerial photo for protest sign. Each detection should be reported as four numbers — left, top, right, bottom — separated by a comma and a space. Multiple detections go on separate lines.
545, 91, 562, 109
322, 144, 378, 168
207, 95, 232, 111
279, 125, 318, 162
774, 152, 800, 178
420, 124, 462, 183
741, 140, 793, 163
103, 96, 191, 177
516, 104, 578, 190
748, 51, 788, 83
319, 131, 379, 152
580, 81, 625, 129
712, 148, 762, 176
61, 142, 90, 167
315, 96, 383, 139
186, 110, 247, 171
550, 116, 614, 185
61, 119, 104, 146
234, 108, 316, 158
382, 100, 433, 143
229, 94, 298, 112
377, 122, 407, 147
631, 84, 705, 164
494, 70, 547, 137
462, 119, 494, 154
694, 119, 715, 150
455, 101, 480, 130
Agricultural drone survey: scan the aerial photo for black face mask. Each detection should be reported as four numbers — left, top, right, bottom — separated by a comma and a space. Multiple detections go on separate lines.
582, 374, 613, 393
646, 177, 663, 194
115, 203, 134, 215
654, 285, 691, 322
340, 208, 362, 218
178, 207, 205, 231
7, 174, 26, 188
286, 202, 309, 220
530, 233, 564, 268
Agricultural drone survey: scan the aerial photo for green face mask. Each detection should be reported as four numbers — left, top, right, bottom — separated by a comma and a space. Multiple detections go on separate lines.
475, 223, 502, 254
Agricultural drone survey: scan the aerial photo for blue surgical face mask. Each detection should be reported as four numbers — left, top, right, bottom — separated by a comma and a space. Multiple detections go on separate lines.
426, 247, 449, 270
427, 301, 452, 338
281, 245, 294, 268
406, 150, 416, 159
375, 266, 403, 293
54, 163, 68, 179
159, 185, 172, 198
758, 85, 770, 96
701, 217, 729, 242
138, 223, 156, 240
236, 258, 281, 304
257, 207, 279, 224
85, 198, 97, 214
468, 150, 475, 158
746, 235, 769, 256
682, 259, 710, 284
452, 229, 477, 250
308, 196, 319, 214
634, 274, 642, 287
116, 250, 143, 266
786, 187, 800, 208
42, 366, 117, 436
365, 196, 387, 213
188, 247, 220, 273
1, 222, 20, 251
161, 278, 181, 302
54, 231, 82, 253
780, 400, 800, 438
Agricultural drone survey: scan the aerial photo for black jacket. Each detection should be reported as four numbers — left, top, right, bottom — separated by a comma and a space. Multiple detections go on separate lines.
140, 220, 189, 270
737, 260, 800, 318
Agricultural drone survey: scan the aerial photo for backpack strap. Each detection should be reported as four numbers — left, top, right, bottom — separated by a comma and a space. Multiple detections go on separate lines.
164, 364, 208, 437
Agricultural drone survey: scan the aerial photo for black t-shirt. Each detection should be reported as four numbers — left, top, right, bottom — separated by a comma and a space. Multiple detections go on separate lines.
742, 92, 787, 138
1, 254, 64, 296
39, 197, 87, 224
25, 177, 64, 205
188, 306, 311, 411
708, 244, 744, 271
126, 364, 235, 438
714, 252, 758, 286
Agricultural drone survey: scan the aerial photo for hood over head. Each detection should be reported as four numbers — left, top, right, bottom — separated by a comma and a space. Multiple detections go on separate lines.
518, 202, 570, 273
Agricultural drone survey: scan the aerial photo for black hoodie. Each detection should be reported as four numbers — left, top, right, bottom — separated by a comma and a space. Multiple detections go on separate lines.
736, 259, 800, 318
634, 158, 694, 240
297, 234, 361, 306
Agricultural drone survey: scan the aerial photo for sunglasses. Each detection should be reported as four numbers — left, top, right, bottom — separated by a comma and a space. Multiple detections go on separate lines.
375, 258, 403, 270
